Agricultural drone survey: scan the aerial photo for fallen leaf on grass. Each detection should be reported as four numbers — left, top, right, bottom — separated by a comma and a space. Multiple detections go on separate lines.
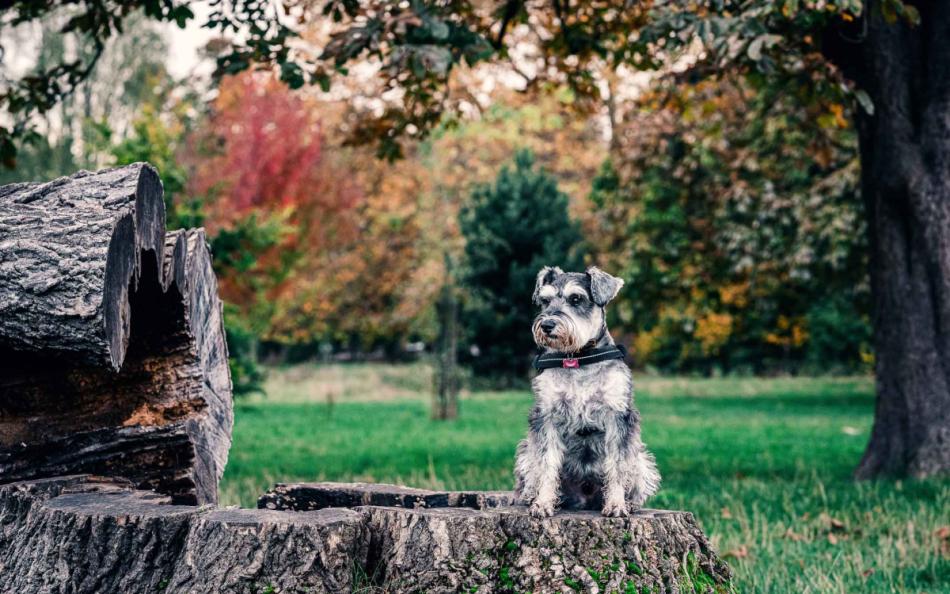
720, 507, 733, 519
936, 526, 950, 558
819, 512, 849, 533
862, 569, 875, 578
783, 528, 805, 542
723, 545, 749, 559
828, 533, 838, 545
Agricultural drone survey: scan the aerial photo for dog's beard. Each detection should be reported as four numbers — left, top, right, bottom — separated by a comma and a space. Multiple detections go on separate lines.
533, 316, 583, 353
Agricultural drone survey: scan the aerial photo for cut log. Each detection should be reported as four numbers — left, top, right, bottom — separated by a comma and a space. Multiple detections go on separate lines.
0, 165, 232, 504
0, 164, 165, 369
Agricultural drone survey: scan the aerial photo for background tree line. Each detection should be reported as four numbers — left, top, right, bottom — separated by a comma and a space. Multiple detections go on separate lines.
5, 0, 943, 478
1, 24, 870, 386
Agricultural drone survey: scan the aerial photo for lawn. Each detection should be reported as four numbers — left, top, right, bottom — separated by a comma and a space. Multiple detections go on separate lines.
219, 363, 950, 593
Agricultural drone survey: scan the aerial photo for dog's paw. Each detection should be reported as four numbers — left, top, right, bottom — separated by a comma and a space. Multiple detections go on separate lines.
601, 499, 629, 517
529, 499, 556, 518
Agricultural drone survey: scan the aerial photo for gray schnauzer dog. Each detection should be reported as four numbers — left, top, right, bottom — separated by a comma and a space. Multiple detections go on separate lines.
514, 266, 660, 517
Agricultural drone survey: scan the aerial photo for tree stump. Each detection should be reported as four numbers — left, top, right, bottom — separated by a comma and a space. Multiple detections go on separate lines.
0, 164, 232, 504
1, 477, 731, 594
0, 476, 364, 594
261, 482, 732, 593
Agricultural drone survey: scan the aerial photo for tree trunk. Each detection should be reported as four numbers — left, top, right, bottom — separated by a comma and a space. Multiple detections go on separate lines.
0, 164, 233, 503
852, 1, 950, 478
433, 254, 460, 420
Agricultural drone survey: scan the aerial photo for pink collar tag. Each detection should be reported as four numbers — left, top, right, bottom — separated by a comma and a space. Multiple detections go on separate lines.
562, 358, 579, 368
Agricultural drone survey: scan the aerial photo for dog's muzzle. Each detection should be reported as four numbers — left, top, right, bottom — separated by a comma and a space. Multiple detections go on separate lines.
533, 314, 580, 351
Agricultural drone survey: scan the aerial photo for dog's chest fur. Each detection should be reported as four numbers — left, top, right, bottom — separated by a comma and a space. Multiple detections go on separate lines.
532, 360, 631, 436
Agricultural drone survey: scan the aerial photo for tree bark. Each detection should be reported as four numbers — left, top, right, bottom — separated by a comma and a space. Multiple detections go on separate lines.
851, 1, 950, 478
0, 476, 365, 594
433, 254, 460, 420
0, 165, 233, 503
0, 477, 731, 594
361, 505, 729, 593
259, 483, 730, 592
0, 163, 165, 369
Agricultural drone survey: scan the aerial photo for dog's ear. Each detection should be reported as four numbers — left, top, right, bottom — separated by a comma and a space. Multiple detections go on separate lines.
532, 266, 563, 304
587, 266, 624, 306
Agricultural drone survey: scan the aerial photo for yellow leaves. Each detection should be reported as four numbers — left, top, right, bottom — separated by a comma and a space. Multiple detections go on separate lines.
633, 325, 665, 362
718, 282, 749, 308
859, 345, 875, 368
829, 103, 848, 128
694, 312, 734, 355
764, 315, 808, 348
816, 101, 851, 131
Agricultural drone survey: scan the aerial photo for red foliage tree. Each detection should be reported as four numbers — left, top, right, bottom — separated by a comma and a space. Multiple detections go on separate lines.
184, 71, 361, 329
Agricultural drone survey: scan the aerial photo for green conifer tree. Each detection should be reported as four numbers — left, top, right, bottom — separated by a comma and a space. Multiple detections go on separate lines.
459, 150, 583, 383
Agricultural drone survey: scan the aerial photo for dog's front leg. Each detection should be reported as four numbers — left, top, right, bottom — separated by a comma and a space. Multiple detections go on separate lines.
530, 419, 566, 518
601, 412, 630, 517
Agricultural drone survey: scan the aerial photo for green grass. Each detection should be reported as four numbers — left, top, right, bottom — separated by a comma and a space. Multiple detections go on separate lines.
220, 364, 950, 593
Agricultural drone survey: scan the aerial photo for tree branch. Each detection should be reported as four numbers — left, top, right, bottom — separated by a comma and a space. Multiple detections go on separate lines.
494, 0, 522, 49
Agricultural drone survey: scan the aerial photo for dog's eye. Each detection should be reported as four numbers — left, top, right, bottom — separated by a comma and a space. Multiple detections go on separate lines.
539, 298, 551, 307
569, 295, 584, 306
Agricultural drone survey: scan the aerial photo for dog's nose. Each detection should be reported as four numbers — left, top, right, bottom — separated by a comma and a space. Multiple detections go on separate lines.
540, 320, 557, 335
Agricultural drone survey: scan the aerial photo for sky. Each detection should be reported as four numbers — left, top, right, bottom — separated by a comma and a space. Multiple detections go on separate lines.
164, 2, 215, 80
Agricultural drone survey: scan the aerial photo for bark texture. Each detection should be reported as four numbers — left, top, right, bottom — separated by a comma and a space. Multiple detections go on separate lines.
0, 164, 165, 369
361, 505, 729, 594
0, 477, 730, 594
0, 476, 364, 594
262, 484, 729, 593
0, 165, 232, 504
848, 1, 950, 478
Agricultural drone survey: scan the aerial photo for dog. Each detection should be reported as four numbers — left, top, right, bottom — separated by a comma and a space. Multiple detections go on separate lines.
514, 266, 660, 517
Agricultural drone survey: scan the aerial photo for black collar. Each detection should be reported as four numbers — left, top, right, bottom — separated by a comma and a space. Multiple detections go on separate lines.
533, 344, 627, 371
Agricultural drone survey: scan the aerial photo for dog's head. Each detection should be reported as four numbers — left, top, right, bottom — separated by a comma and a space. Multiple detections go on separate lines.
531, 266, 624, 352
